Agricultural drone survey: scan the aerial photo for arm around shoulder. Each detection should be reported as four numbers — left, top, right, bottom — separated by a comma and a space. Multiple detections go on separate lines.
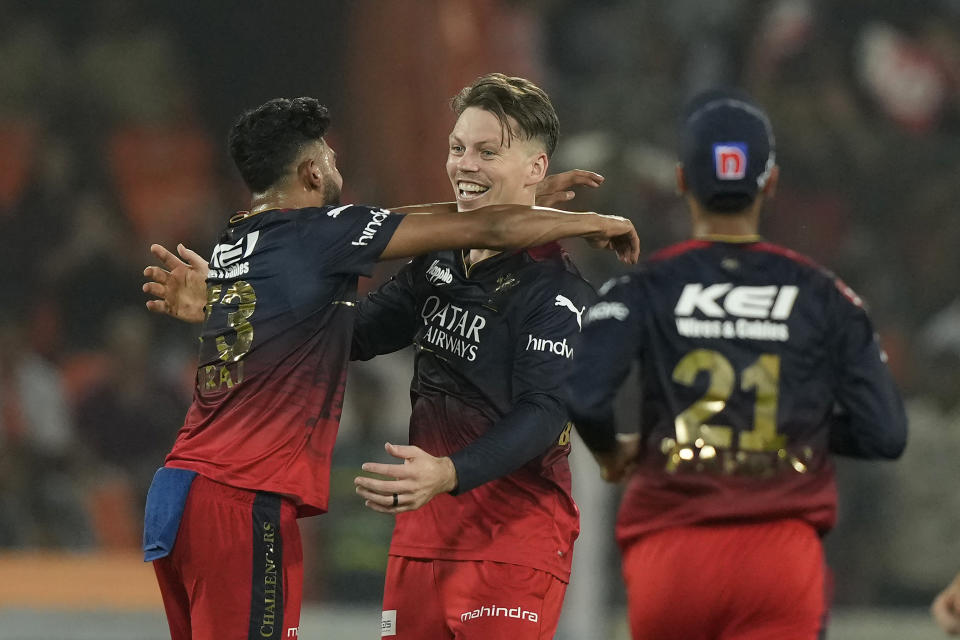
379, 205, 639, 263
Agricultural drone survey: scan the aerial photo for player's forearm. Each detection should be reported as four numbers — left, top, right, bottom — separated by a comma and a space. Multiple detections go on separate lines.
391, 202, 457, 214
829, 404, 907, 459
832, 362, 908, 459
448, 398, 566, 494
565, 353, 624, 454
572, 416, 618, 454
476, 204, 617, 249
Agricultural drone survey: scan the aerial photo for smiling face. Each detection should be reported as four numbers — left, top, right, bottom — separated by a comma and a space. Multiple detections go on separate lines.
446, 106, 547, 211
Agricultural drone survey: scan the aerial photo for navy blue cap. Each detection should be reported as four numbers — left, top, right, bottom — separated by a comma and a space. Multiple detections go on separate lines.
679, 89, 776, 212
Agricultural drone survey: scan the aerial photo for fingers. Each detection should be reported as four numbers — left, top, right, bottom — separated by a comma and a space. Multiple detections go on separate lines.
932, 593, 960, 634
535, 190, 576, 209
354, 476, 419, 514
363, 499, 398, 514
142, 281, 167, 299
145, 299, 170, 315
355, 478, 402, 501
615, 227, 641, 264
560, 169, 605, 189
384, 442, 421, 459
177, 243, 210, 270
150, 243, 188, 271
359, 461, 406, 478
143, 265, 169, 284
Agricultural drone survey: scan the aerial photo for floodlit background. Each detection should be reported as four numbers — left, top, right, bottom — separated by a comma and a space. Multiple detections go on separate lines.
1, 1, 959, 638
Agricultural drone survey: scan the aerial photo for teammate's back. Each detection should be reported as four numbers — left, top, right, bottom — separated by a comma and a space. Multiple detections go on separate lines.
168, 204, 403, 516
566, 88, 906, 640
581, 237, 905, 546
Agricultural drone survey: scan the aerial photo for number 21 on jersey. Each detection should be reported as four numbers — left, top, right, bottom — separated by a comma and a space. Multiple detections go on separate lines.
665, 349, 789, 473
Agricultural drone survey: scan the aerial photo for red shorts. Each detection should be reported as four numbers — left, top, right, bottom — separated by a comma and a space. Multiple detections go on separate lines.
381, 556, 567, 639
622, 519, 829, 640
153, 474, 303, 640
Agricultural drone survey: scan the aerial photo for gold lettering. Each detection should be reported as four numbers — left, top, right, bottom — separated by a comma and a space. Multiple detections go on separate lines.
219, 365, 234, 389
197, 362, 245, 394
202, 365, 218, 391
205, 285, 221, 323
217, 280, 256, 362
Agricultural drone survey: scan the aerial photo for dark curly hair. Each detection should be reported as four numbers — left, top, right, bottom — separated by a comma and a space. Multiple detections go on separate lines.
228, 97, 331, 193
451, 73, 559, 158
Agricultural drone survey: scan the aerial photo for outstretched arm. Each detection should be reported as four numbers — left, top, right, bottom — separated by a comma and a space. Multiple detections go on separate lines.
390, 170, 605, 213
381, 203, 638, 263
143, 243, 208, 323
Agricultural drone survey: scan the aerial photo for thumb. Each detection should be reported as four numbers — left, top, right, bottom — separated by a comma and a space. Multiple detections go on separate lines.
384, 442, 418, 460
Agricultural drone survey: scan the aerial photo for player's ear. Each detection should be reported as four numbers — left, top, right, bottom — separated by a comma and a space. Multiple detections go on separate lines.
675, 163, 688, 195
761, 164, 779, 199
527, 151, 548, 186
299, 159, 324, 191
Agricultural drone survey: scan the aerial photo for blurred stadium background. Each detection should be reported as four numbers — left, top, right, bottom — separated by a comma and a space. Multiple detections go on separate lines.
2, 1, 959, 638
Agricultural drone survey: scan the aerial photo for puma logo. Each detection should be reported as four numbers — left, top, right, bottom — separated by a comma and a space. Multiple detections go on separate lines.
555, 294, 585, 331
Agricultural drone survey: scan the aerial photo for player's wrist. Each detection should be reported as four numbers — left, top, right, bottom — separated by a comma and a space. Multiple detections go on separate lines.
441, 456, 459, 494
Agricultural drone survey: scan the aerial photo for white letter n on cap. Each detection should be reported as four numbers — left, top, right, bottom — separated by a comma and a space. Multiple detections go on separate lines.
713, 143, 747, 180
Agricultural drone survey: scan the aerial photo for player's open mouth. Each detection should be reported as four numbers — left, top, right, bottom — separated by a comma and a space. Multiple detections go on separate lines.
458, 181, 490, 200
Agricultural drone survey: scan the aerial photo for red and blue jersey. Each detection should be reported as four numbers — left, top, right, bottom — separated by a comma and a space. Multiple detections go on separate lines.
353, 244, 596, 580
567, 237, 907, 548
165, 205, 404, 517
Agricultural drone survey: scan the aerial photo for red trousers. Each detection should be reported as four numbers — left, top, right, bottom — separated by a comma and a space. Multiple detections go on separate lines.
381, 556, 567, 639
622, 519, 829, 640
153, 474, 303, 640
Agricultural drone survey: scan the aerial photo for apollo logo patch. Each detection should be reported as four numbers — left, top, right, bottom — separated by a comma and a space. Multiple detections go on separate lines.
713, 143, 747, 180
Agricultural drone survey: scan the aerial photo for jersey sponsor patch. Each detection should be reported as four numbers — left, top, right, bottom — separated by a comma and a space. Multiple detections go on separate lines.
459, 604, 539, 624
674, 283, 798, 319
585, 301, 629, 324
525, 334, 573, 358
419, 295, 487, 361
673, 283, 797, 342
381, 610, 397, 637
352, 208, 391, 246
425, 259, 453, 286
598, 275, 630, 296
713, 143, 748, 180
211, 230, 259, 268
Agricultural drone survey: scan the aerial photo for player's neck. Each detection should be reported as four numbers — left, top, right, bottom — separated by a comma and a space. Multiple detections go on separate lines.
690, 200, 761, 239
464, 192, 536, 267
467, 248, 500, 267
249, 181, 328, 215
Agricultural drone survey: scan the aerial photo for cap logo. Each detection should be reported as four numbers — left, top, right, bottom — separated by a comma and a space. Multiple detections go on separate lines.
713, 143, 747, 180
